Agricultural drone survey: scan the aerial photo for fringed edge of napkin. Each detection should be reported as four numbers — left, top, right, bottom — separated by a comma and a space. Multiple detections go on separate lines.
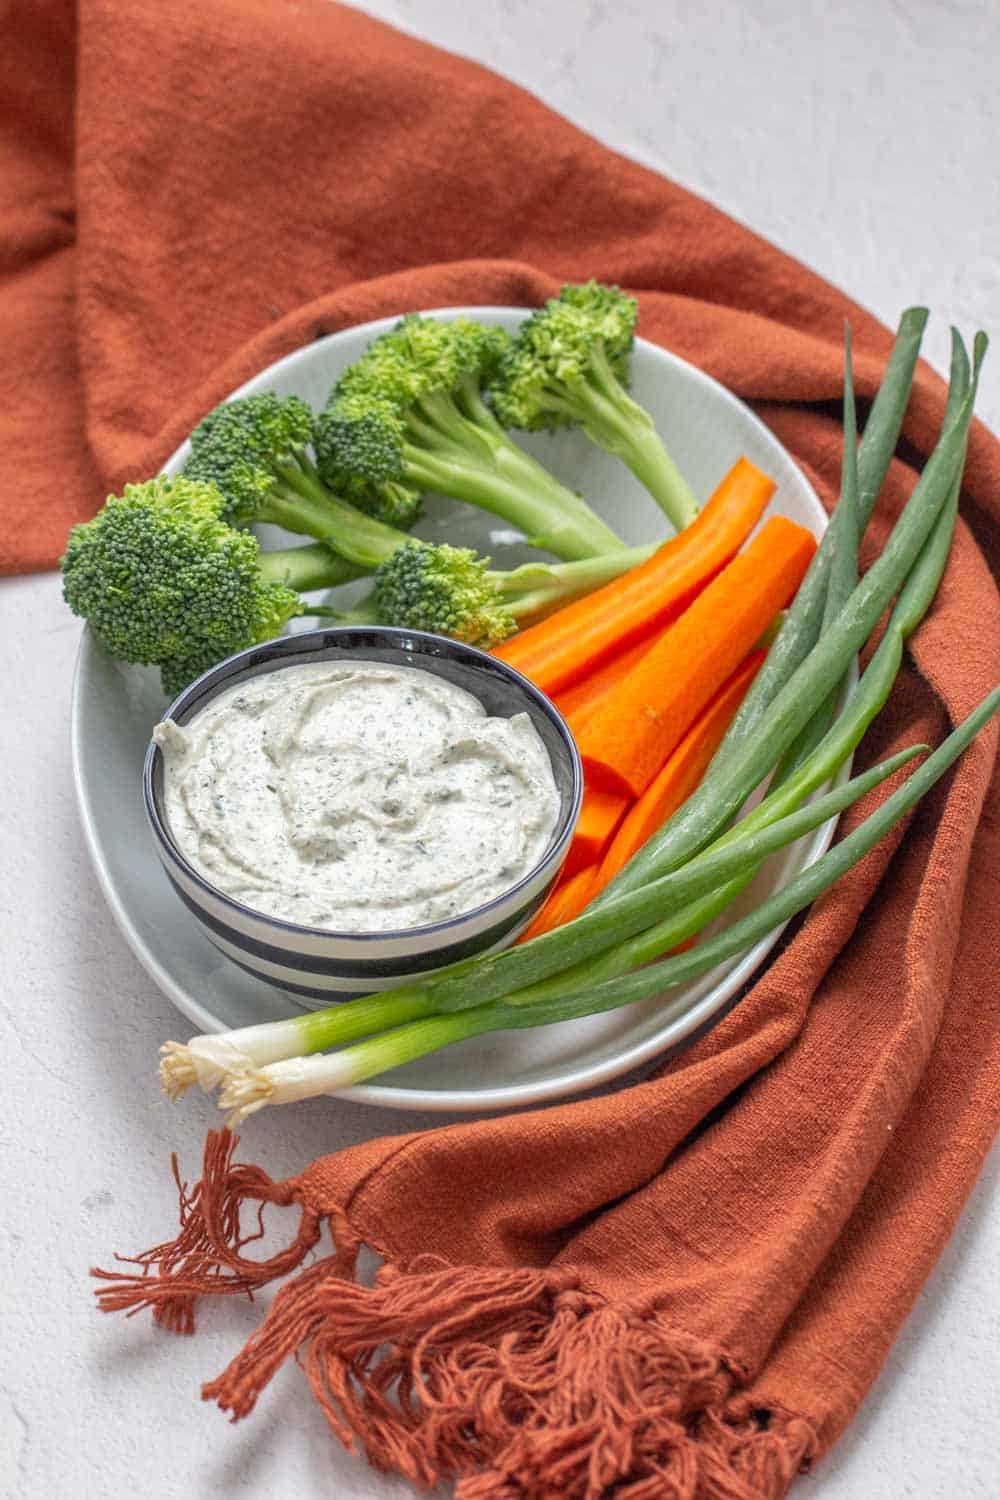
93, 1131, 817, 1500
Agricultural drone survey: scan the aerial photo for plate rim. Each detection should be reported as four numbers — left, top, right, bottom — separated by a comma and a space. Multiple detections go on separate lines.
71, 306, 849, 1112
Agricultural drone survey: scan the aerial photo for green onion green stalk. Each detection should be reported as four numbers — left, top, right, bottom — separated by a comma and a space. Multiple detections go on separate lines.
595, 328, 984, 903
162, 740, 925, 1101
714, 306, 929, 760
216, 686, 1000, 1122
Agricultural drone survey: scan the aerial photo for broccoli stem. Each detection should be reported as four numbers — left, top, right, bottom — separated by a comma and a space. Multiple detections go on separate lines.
330, 594, 382, 626
494, 543, 656, 618
295, 453, 326, 484
257, 544, 369, 594
380, 378, 625, 560
400, 436, 625, 561
264, 464, 406, 568
473, 388, 625, 521
410, 390, 494, 459
521, 342, 699, 533
550, 342, 700, 532
453, 377, 512, 438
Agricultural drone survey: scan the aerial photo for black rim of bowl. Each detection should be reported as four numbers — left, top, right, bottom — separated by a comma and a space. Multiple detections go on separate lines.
142, 627, 585, 945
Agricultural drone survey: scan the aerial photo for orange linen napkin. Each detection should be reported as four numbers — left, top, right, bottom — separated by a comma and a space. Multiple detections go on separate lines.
7, 2, 1000, 1496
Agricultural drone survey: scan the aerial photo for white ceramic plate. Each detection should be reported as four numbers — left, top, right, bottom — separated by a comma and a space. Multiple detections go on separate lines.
71, 307, 844, 1111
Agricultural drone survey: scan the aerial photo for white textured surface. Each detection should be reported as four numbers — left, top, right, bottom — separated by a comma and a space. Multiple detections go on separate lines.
2, 2, 998, 1497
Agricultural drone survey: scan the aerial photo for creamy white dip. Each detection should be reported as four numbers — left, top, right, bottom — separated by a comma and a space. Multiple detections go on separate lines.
154, 660, 561, 932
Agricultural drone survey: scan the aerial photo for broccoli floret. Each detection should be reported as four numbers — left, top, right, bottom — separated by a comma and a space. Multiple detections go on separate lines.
313, 393, 422, 528
183, 392, 414, 568
342, 538, 656, 649
315, 315, 626, 562
372, 542, 518, 647
61, 476, 362, 696
340, 314, 509, 410
184, 392, 316, 523
490, 282, 636, 432
490, 282, 699, 531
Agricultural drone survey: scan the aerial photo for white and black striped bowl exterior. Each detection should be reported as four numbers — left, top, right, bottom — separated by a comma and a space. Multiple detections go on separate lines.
143, 628, 583, 1004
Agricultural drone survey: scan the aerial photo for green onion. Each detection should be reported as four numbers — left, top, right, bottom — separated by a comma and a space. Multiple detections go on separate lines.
598, 329, 983, 901
774, 323, 862, 775
169, 741, 923, 1096
159, 987, 433, 1097
510, 684, 1000, 1015
490, 746, 924, 1009
709, 307, 928, 761
218, 685, 1000, 1118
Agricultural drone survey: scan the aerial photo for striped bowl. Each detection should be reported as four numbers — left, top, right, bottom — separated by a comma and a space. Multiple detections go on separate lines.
143, 627, 583, 1004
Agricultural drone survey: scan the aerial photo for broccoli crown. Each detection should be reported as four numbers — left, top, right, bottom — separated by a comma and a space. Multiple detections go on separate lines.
314, 316, 510, 523
372, 540, 516, 648
337, 314, 511, 411
61, 475, 301, 695
313, 393, 421, 527
490, 280, 639, 431
183, 392, 315, 521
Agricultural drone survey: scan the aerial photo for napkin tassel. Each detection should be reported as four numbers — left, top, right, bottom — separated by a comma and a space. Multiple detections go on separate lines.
94, 1130, 817, 1498
91, 1128, 324, 1335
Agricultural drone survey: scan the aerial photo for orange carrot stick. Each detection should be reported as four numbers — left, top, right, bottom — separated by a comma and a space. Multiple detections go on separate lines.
540, 652, 764, 932
577, 516, 816, 799
518, 863, 598, 944
555, 633, 658, 734
562, 786, 631, 875
494, 457, 776, 696
595, 649, 765, 894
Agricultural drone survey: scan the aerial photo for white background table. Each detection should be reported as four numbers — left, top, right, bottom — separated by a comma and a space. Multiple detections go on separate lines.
2, 2, 998, 1495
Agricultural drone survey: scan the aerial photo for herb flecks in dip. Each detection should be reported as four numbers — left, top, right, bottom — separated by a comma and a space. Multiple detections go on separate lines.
154, 661, 560, 932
